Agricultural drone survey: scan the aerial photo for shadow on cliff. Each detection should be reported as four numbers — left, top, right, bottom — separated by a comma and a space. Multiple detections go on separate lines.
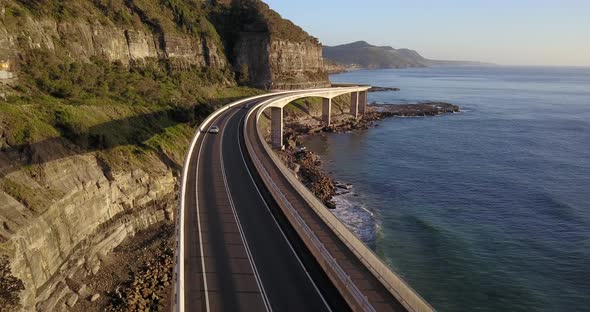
0, 98, 246, 178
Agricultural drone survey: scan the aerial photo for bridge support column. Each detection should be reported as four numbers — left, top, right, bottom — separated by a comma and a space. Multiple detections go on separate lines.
359, 90, 368, 115
350, 92, 359, 119
271, 107, 284, 150
322, 98, 332, 126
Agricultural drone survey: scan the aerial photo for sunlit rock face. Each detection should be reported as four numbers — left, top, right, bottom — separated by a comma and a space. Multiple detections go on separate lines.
0, 0, 330, 309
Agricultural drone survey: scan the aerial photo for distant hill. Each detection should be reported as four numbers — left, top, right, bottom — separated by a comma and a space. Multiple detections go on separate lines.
323, 41, 490, 69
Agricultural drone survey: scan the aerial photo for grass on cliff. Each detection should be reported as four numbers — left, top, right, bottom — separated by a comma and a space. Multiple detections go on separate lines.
14, 0, 221, 41
1, 49, 263, 175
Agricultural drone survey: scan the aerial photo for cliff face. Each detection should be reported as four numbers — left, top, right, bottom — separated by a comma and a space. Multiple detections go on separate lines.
0, 2, 227, 71
0, 1, 327, 310
0, 101, 196, 310
234, 36, 327, 89
0, 0, 329, 91
268, 39, 327, 89
211, 0, 329, 89
1, 147, 175, 311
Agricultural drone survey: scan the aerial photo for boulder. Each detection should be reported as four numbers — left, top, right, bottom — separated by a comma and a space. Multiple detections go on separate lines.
89, 293, 100, 302
65, 293, 78, 307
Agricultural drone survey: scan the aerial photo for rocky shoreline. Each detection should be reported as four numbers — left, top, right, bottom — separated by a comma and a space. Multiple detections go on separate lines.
369, 86, 401, 92
277, 102, 459, 210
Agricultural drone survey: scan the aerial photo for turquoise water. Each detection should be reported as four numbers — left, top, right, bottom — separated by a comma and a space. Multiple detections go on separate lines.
303, 67, 590, 311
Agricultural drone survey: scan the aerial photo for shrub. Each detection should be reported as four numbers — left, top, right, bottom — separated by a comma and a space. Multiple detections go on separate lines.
0, 255, 24, 311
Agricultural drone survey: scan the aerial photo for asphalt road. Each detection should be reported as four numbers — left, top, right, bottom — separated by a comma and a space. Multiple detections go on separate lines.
183, 97, 350, 312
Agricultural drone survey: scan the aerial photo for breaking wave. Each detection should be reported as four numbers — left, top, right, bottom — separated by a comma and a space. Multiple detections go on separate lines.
330, 184, 377, 245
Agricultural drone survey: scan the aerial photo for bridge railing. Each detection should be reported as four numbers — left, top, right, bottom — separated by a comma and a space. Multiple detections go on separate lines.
244, 103, 374, 311
248, 89, 435, 312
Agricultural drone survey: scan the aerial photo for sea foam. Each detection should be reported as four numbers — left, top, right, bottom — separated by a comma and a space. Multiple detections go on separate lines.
330, 185, 377, 245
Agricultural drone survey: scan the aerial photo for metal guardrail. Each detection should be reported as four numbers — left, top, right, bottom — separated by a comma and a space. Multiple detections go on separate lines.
248, 89, 436, 312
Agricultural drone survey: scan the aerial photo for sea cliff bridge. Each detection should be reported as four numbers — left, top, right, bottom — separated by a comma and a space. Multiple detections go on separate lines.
172, 86, 435, 312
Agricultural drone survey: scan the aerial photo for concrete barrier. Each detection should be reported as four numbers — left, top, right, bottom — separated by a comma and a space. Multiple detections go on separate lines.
249, 89, 435, 312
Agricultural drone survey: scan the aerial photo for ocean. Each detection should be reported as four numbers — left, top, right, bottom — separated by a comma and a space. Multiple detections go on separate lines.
302, 67, 590, 311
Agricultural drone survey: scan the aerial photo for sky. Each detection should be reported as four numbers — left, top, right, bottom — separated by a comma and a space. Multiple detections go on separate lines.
263, 0, 590, 66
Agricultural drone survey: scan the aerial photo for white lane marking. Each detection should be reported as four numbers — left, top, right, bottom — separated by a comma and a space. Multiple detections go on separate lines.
237, 108, 333, 312
194, 114, 225, 312
219, 107, 273, 312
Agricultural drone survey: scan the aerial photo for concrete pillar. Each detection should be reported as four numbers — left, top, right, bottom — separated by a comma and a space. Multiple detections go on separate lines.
322, 98, 332, 126
350, 92, 359, 119
359, 90, 368, 115
271, 107, 284, 149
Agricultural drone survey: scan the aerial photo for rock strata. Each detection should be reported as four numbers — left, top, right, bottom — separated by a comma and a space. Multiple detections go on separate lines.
0, 14, 227, 70
0, 148, 176, 311
214, 0, 330, 89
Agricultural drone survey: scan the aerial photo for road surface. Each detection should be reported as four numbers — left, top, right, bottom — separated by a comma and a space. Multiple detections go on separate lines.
182, 97, 350, 311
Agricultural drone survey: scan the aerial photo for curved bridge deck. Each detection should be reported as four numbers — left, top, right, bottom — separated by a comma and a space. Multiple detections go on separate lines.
245, 105, 406, 312
176, 88, 434, 312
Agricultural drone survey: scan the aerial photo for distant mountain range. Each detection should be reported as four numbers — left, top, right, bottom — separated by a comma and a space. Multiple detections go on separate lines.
323, 41, 491, 70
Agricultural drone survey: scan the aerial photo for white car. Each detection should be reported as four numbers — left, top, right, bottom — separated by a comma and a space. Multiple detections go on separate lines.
209, 126, 220, 133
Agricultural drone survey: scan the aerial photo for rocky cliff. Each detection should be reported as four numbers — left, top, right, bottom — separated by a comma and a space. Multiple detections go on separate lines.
0, 0, 329, 91
0, 0, 326, 310
211, 0, 329, 89
0, 0, 228, 73
1, 149, 176, 311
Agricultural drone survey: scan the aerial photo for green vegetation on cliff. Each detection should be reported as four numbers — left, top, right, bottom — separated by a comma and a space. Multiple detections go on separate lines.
2, 52, 260, 175
14, 0, 219, 37
0, 1, 265, 175
0, 1, 328, 309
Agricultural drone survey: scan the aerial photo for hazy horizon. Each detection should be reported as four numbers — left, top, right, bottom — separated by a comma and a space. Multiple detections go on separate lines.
264, 0, 590, 67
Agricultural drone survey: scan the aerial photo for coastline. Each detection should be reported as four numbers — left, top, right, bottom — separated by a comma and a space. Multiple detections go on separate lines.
275, 102, 460, 244
324, 66, 590, 311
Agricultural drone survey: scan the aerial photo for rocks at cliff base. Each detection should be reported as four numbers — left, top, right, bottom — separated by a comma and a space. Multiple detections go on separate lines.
370, 102, 460, 116
78, 285, 91, 298
277, 149, 337, 209
275, 102, 461, 212
369, 86, 401, 92
102, 230, 174, 312
335, 182, 353, 195
107, 248, 173, 312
